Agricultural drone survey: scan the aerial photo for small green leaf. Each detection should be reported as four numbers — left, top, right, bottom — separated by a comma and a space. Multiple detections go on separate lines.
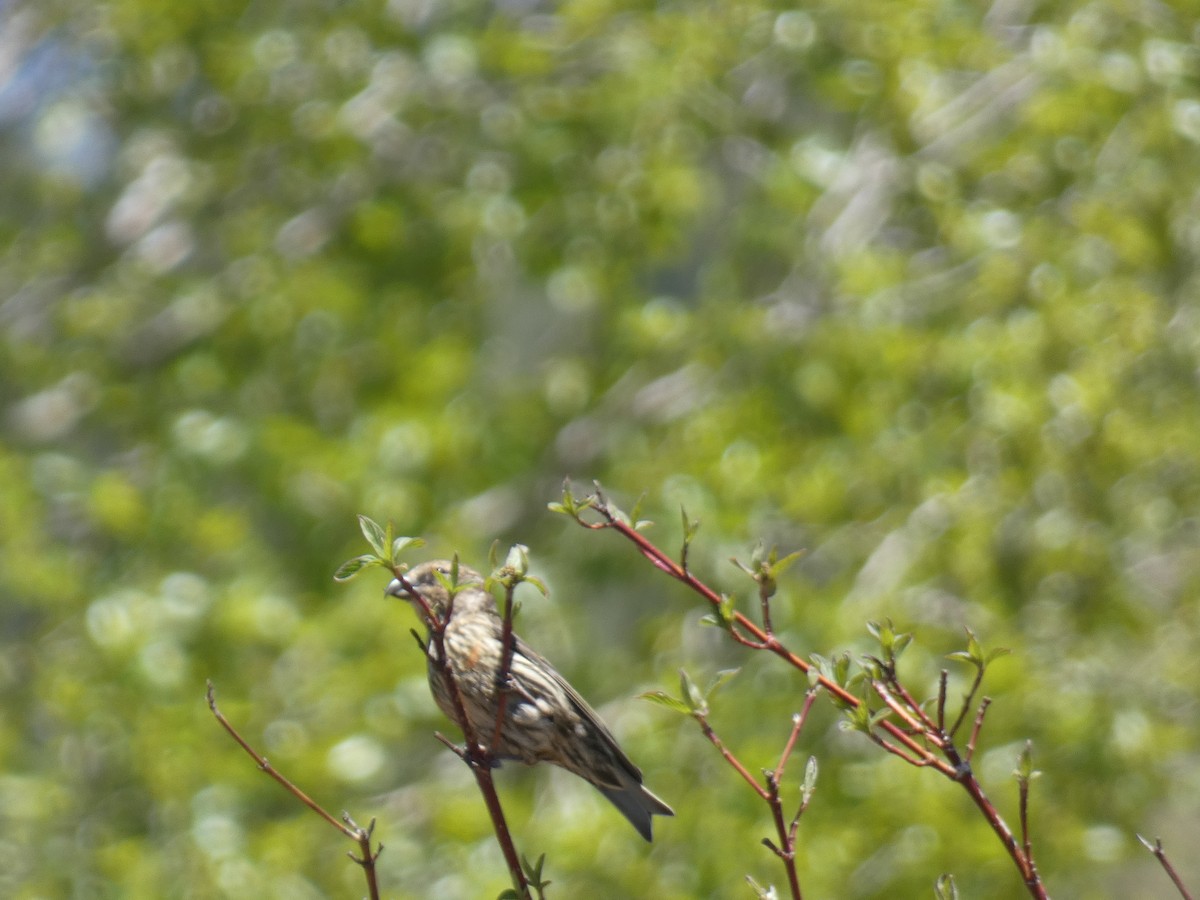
698, 612, 723, 627
843, 702, 873, 733
639, 691, 694, 715
812, 652, 853, 688
680, 505, 699, 541
521, 852, 548, 884
745, 875, 777, 899
550, 479, 598, 521
705, 668, 741, 698
772, 549, 806, 578
357, 515, 388, 557
606, 492, 631, 526
549, 480, 576, 517
985, 646, 1012, 665
845, 670, 867, 692
434, 555, 465, 594
505, 543, 530, 575
859, 655, 885, 680
629, 493, 646, 528
934, 873, 958, 900
801, 755, 818, 804
333, 554, 380, 582
869, 707, 893, 727
390, 535, 425, 563
868, 618, 898, 653
945, 650, 977, 666
965, 627, 983, 661
1014, 740, 1041, 782
680, 669, 705, 714
715, 593, 736, 625
524, 576, 548, 596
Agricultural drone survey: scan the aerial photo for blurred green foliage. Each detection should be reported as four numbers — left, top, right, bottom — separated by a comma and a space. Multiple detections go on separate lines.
3, 0, 1199, 896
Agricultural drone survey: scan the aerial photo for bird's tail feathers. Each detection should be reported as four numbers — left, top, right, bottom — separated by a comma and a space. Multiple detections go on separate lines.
594, 776, 674, 842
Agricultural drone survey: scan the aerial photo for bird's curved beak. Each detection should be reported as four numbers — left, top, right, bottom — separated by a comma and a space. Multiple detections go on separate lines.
385, 578, 409, 599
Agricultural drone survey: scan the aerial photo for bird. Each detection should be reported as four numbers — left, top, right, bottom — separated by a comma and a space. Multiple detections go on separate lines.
386, 559, 674, 841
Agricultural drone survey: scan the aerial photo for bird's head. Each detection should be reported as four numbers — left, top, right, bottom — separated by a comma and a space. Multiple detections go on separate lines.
386, 559, 487, 619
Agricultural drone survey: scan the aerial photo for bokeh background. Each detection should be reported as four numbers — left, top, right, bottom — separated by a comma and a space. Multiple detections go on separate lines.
4, 0, 1200, 896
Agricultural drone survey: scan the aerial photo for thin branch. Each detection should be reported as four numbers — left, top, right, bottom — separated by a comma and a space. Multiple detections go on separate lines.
869, 733, 940, 768
206, 681, 382, 900
592, 492, 961, 790
775, 707, 807, 782
698, 705, 815, 900
728, 627, 773, 651
936, 670, 948, 733
435, 731, 469, 760
870, 682, 946, 752
390, 569, 531, 899
696, 714, 768, 799
759, 580, 775, 637
583, 498, 859, 703
785, 693, 820, 845
882, 671, 940, 735
964, 769, 1036, 890
965, 698, 991, 763
949, 665, 986, 739
1139, 835, 1195, 900
343, 815, 380, 872
1019, 769, 1035, 879
586, 493, 964, 770
490, 580, 519, 755
763, 770, 804, 900
575, 487, 1050, 899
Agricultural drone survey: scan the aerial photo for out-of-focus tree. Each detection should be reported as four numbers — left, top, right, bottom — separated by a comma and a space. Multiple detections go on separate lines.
2, 0, 1199, 896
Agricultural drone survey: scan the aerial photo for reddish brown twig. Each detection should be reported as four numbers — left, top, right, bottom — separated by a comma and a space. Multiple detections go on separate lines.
1019, 775, 1034, 875
1139, 835, 1195, 900
206, 681, 382, 900
695, 691, 819, 900
949, 662, 986, 739
391, 568, 531, 899
965, 698, 991, 763
767, 691, 820, 900
577, 494, 939, 758
490, 579, 519, 761
568, 484, 1048, 899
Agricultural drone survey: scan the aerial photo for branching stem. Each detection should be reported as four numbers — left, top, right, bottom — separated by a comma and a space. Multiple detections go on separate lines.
573, 487, 1050, 900
696, 700, 818, 900
206, 682, 382, 900
390, 569, 531, 899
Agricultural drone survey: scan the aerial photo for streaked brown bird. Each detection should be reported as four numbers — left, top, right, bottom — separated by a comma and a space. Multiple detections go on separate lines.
386, 559, 674, 841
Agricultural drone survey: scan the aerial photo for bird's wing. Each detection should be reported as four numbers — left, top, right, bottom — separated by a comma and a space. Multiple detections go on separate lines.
509, 634, 644, 782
